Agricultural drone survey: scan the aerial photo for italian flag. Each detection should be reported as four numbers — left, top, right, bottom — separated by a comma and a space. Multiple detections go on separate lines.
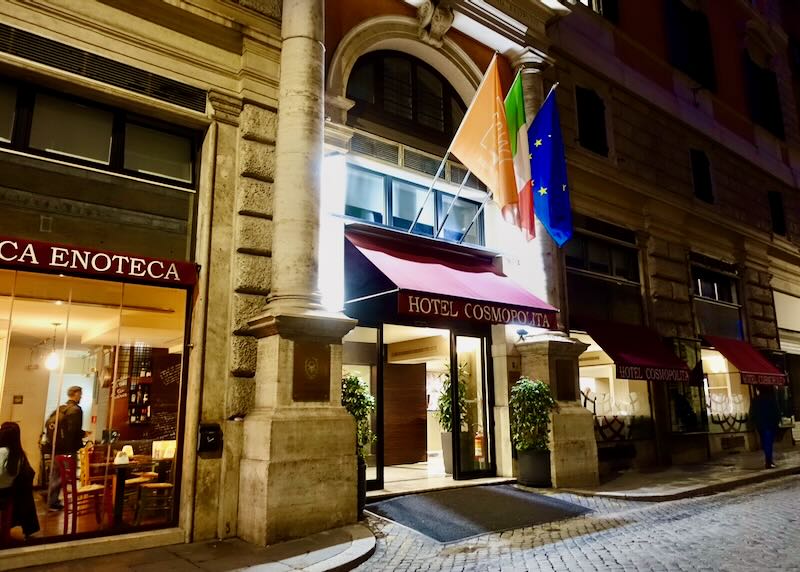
504, 73, 535, 239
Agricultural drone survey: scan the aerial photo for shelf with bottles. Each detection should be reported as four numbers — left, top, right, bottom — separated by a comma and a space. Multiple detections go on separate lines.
128, 376, 153, 425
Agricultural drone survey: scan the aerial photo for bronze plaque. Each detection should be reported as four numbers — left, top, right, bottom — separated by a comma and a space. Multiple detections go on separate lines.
292, 341, 331, 402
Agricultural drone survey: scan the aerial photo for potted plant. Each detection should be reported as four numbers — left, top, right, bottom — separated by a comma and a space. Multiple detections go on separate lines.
436, 362, 470, 474
341, 372, 375, 518
509, 376, 558, 487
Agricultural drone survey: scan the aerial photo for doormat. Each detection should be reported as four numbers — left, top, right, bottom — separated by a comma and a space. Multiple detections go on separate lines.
366, 484, 590, 543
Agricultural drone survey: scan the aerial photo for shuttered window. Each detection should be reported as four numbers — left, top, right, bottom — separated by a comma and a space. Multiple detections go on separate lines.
768, 191, 786, 236
665, 0, 716, 91
744, 53, 785, 139
575, 86, 609, 156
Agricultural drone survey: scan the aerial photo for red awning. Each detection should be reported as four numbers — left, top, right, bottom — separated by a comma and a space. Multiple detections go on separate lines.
703, 335, 786, 386
345, 231, 558, 328
583, 321, 691, 382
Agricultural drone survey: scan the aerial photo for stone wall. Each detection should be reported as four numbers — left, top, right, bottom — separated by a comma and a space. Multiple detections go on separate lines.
646, 236, 694, 339
744, 267, 780, 349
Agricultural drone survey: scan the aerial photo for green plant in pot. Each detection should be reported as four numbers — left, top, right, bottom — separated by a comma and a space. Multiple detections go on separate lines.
341, 372, 375, 518
510, 376, 558, 487
436, 362, 470, 475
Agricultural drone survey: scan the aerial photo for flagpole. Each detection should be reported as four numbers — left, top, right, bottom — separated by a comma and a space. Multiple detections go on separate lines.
458, 190, 493, 244
434, 170, 472, 239
408, 53, 500, 234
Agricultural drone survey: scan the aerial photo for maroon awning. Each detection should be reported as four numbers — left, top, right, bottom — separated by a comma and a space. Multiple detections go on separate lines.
703, 335, 786, 386
583, 321, 691, 382
345, 230, 558, 328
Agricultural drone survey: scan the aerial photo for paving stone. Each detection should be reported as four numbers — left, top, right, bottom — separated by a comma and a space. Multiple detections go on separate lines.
356, 476, 800, 572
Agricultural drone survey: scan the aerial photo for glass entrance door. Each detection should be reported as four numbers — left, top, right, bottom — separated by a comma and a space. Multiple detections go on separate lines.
451, 333, 494, 479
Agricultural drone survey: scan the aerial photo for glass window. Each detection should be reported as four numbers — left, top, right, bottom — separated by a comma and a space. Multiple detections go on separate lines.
346, 61, 375, 104
0, 83, 15, 143
30, 94, 113, 164
416, 66, 444, 132
587, 241, 611, 274
383, 57, 413, 121
440, 194, 480, 244
124, 124, 193, 183
345, 169, 385, 224
391, 180, 435, 236
0, 270, 187, 547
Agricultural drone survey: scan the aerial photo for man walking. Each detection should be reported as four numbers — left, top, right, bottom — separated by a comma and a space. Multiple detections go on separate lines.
46, 386, 87, 511
751, 386, 781, 469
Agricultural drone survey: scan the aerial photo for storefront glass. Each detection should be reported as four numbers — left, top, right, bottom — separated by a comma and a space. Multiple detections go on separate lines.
701, 348, 750, 433
342, 326, 379, 483
0, 270, 186, 547
454, 335, 490, 473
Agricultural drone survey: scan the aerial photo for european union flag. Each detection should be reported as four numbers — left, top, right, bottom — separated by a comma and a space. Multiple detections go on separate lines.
527, 87, 572, 247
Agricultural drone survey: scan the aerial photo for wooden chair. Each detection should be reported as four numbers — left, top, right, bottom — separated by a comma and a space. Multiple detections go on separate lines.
135, 482, 174, 525
54, 455, 104, 535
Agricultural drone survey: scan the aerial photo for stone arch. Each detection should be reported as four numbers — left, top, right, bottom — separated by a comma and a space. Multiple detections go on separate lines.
327, 15, 483, 118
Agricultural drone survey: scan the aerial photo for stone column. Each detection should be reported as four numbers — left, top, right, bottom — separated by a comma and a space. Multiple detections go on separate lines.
237, 0, 358, 545
508, 49, 598, 488
517, 334, 599, 488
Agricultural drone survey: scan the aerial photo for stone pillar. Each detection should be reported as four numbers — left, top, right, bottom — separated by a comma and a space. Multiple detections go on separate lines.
506, 49, 599, 488
237, 0, 358, 545
517, 334, 599, 488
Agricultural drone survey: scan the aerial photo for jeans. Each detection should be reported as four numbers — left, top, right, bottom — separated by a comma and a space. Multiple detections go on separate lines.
47, 462, 62, 507
759, 428, 775, 466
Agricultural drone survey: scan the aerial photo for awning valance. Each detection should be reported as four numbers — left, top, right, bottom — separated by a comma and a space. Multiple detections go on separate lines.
344, 228, 558, 328
583, 321, 691, 382
703, 335, 786, 386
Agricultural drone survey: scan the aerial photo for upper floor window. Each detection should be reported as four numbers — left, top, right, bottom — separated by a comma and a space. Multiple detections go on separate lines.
744, 52, 784, 139
345, 164, 484, 245
346, 52, 466, 151
578, 0, 619, 23
565, 216, 642, 327
768, 190, 786, 236
690, 149, 714, 203
691, 257, 742, 339
575, 86, 609, 157
665, 0, 716, 91
0, 79, 197, 187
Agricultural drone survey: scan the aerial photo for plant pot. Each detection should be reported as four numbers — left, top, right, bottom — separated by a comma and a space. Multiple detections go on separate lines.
517, 449, 551, 487
357, 456, 367, 519
440, 432, 475, 475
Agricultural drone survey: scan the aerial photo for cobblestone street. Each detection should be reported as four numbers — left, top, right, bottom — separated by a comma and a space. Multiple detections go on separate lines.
357, 476, 800, 572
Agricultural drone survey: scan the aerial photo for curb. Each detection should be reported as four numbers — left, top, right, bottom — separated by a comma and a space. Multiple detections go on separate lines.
561, 465, 800, 502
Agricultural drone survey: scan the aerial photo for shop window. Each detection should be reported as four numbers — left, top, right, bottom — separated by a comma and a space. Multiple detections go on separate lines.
0, 269, 188, 547
575, 86, 609, 157
691, 264, 743, 339
0, 82, 14, 142
669, 338, 709, 433
701, 347, 750, 433
744, 52, 784, 139
690, 149, 713, 203
30, 94, 113, 164
768, 191, 786, 236
565, 232, 640, 283
346, 51, 467, 150
665, 0, 716, 91
124, 123, 193, 183
344, 165, 484, 246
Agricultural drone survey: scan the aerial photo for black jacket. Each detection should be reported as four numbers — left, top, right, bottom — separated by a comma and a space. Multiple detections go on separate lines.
54, 401, 85, 455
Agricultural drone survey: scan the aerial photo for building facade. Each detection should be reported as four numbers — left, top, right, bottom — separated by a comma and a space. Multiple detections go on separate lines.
0, 0, 798, 569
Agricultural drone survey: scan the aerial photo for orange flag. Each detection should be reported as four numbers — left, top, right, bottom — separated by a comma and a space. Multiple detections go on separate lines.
450, 54, 517, 212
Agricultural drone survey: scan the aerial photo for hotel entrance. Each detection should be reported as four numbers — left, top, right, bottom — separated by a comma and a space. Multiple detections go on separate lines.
342, 323, 494, 491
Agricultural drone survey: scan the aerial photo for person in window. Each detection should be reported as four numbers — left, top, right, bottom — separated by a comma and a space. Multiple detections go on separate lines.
671, 389, 698, 432
46, 386, 87, 511
0, 422, 40, 541
750, 386, 780, 469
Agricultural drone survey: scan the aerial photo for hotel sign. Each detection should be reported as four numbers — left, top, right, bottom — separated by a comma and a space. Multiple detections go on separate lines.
0, 236, 197, 286
399, 292, 557, 329
741, 372, 786, 386
616, 364, 690, 382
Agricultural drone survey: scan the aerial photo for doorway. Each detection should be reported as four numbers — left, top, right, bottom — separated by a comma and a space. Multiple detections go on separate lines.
342, 323, 495, 491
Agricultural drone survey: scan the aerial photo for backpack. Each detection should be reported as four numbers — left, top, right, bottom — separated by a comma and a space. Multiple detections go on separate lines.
43, 404, 73, 449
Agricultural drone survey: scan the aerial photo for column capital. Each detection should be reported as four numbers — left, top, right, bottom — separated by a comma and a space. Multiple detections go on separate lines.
510, 47, 555, 75
516, 331, 589, 359
208, 90, 243, 126
248, 307, 356, 342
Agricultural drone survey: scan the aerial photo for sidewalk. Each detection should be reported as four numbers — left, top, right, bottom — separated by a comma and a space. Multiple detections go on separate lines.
559, 447, 800, 501
19, 524, 375, 572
